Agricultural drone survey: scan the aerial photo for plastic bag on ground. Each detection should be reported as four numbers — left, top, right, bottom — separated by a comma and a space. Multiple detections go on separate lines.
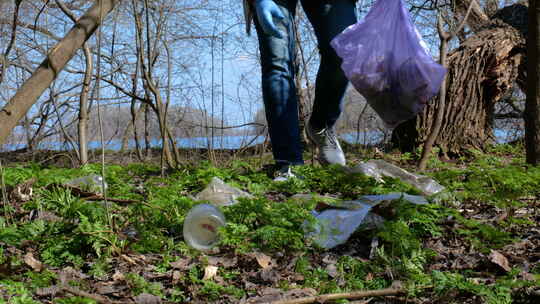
65, 174, 107, 194
351, 159, 445, 196
305, 193, 427, 249
331, 0, 446, 127
195, 177, 253, 207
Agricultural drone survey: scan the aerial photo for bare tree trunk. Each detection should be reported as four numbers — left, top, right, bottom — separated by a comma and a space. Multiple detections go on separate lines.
293, 17, 312, 146
0, 0, 118, 146
163, 31, 182, 165
526, 0, 540, 165
144, 99, 151, 158
132, 0, 175, 168
78, 45, 92, 165
121, 104, 145, 152
130, 102, 145, 160
54, 0, 92, 166
129, 56, 144, 160
24, 114, 33, 150
418, 4, 473, 170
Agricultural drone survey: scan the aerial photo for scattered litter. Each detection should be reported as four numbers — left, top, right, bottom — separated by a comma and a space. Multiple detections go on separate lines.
65, 174, 107, 194
305, 193, 427, 249
183, 204, 226, 251
195, 177, 253, 206
331, 0, 446, 127
351, 160, 445, 196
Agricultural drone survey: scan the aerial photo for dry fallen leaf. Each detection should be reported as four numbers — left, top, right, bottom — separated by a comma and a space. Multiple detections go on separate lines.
489, 250, 511, 272
24, 252, 43, 272
203, 265, 218, 280
390, 280, 404, 289
260, 269, 281, 283
365, 272, 374, 282
134, 293, 161, 304
11, 178, 36, 202
112, 270, 125, 281
95, 284, 119, 295
120, 254, 137, 265
58, 267, 87, 285
172, 271, 182, 285
520, 271, 535, 281
206, 255, 238, 268
170, 258, 191, 270
253, 252, 274, 269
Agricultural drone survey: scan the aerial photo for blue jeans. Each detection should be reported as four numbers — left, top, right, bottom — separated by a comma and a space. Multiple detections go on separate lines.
254, 0, 357, 166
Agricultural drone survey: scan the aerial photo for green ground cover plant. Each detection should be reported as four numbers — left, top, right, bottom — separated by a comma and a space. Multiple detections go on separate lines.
0, 144, 538, 303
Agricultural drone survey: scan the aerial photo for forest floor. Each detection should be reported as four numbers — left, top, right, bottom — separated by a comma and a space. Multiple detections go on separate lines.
0, 143, 539, 304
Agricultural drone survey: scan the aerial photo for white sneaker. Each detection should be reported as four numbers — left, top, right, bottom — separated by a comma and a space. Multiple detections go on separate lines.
306, 123, 346, 166
273, 166, 298, 182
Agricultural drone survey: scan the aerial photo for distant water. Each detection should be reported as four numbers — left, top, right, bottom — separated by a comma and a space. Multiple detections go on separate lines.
1, 135, 266, 152
0, 129, 522, 152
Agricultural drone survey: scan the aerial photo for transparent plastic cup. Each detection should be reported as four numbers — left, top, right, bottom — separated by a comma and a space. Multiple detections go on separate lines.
183, 204, 226, 251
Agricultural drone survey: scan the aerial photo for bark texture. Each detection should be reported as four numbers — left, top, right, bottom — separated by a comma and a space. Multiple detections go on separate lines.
526, 0, 540, 164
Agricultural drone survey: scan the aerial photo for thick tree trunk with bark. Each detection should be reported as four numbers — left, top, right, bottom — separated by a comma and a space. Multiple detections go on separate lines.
526, 0, 540, 164
0, 0, 118, 146
392, 2, 527, 155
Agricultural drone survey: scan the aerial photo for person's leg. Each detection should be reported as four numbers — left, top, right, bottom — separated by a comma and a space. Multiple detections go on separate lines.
301, 0, 357, 130
254, 0, 303, 167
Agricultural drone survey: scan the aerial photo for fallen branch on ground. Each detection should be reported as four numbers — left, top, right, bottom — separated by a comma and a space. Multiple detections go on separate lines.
61, 285, 115, 304
270, 287, 405, 304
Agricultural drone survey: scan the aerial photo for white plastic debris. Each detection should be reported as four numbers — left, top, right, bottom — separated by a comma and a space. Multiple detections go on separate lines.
65, 174, 107, 194
305, 192, 427, 249
351, 160, 445, 196
195, 177, 253, 207
183, 204, 226, 251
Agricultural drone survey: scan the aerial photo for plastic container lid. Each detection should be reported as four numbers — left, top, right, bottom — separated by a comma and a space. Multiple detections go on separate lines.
183, 204, 226, 251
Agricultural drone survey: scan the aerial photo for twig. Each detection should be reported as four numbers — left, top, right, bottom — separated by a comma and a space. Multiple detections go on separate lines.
61, 285, 113, 304
82, 196, 138, 204
270, 287, 404, 304
0, 159, 11, 223
93, 0, 113, 230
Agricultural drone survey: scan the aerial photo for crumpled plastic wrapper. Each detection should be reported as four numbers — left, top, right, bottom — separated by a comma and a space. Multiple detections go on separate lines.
195, 177, 253, 207
304, 193, 428, 249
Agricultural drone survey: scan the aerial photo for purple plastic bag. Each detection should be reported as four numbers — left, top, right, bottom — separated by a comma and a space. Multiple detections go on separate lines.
331, 0, 447, 128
